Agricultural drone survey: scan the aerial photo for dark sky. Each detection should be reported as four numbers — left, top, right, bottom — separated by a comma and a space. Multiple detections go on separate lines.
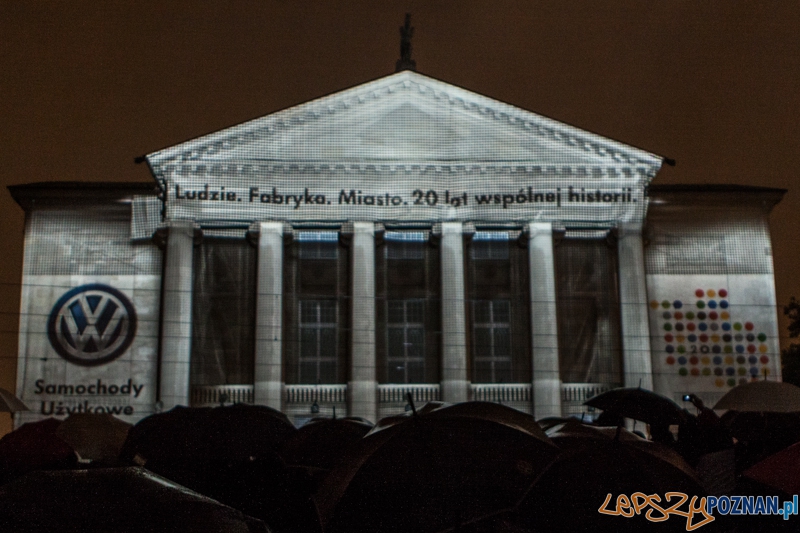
1, 1, 799, 413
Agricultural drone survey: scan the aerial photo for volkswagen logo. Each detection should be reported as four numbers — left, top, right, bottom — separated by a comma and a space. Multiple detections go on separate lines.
47, 284, 137, 366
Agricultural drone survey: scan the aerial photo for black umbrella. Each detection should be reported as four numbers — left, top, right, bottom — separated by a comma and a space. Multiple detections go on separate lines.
0, 467, 269, 532
317, 401, 558, 533
279, 416, 373, 474
517, 420, 706, 533
0, 418, 76, 485
584, 387, 687, 425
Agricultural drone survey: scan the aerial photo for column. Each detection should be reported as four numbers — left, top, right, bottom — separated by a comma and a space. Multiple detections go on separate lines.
528, 222, 562, 418
440, 222, 469, 402
254, 222, 284, 410
159, 221, 195, 410
349, 222, 377, 422
617, 222, 654, 390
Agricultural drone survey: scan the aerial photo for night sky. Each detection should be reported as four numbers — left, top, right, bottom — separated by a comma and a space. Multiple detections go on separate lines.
1, 1, 799, 429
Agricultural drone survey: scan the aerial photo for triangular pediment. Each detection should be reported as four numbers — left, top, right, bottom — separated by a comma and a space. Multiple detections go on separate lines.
146, 71, 663, 172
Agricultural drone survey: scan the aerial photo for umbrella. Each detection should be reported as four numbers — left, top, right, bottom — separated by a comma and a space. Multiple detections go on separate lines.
316, 401, 558, 533
743, 441, 800, 496
584, 387, 687, 425
713, 380, 800, 412
55, 412, 132, 464
518, 420, 706, 532
0, 467, 270, 532
0, 387, 28, 413
0, 418, 76, 485
279, 416, 373, 473
119, 404, 318, 533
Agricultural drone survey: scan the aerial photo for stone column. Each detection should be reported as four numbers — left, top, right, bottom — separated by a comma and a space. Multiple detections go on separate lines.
528, 222, 562, 418
349, 222, 377, 422
440, 222, 469, 402
254, 222, 284, 410
617, 222, 654, 390
159, 221, 195, 410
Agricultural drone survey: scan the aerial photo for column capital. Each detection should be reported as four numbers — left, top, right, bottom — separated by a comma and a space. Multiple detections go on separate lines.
526, 221, 553, 238
617, 221, 644, 236
440, 221, 463, 235
352, 221, 376, 235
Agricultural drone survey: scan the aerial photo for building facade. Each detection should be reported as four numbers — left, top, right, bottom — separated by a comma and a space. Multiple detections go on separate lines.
11, 71, 785, 426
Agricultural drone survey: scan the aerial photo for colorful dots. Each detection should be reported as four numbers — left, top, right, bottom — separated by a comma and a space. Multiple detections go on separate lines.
724, 345, 733, 354
750, 367, 759, 376
747, 345, 756, 354
686, 312, 696, 320
745, 322, 754, 331
688, 334, 698, 342
699, 323, 708, 332
711, 334, 720, 343
677, 345, 686, 354
697, 301, 706, 309
676, 335, 686, 343
666, 356, 676, 365
726, 367, 735, 376
674, 311, 683, 320
735, 334, 744, 342
760, 355, 770, 365
748, 355, 757, 365
738, 367, 747, 376
689, 356, 699, 365
695, 289, 704, 297
675, 323, 685, 331
664, 323, 673, 331
727, 378, 736, 387
763, 368, 770, 376
650, 300, 659, 309
679, 368, 688, 376
712, 345, 721, 353
690, 368, 700, 376
678, 356, 687, 365
723, 334, 732, 342
746, 333, 755, 342
701, 356, 710, 365
662, 301, 671, 309
707, 289, 716, 297
702, 368, 711, 376
757, 333, 767, 342
722, 322, 731, 331
666, 345, 675, 353
715, 378, 725, 387
664, 334, 674, 342
673, 300, 683, 309
721, 311, 730, 320
724, 356, 734, 365
663, 311, 672, 319
720, 300, 729, 309
736, 345, 745, 353
714, 368, 723, 377
759, 344, 768, 353
713, 356, 723, 365
687, 323, 696, 332
710, 323, 719, 332
733, 323, 742, 331
708, 300, 717, 309
699, 334, 709, 343
697, 312, 707, 320
719, 289, 728, 297
709, 311, 718, 320
736, 355, 746, 364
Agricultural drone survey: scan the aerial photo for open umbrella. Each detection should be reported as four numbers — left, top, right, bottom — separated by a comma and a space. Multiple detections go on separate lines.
518, 420, 706, 532
743, 441, 800, 496
317, 401, 558, 533
0, 418, 76, 485
279, 416, 373, 473
0, 467, 269, 532
713, 380, 800, 412
584, 387, 687, 425
0, 387, 28, 413
55, 412, 132, 464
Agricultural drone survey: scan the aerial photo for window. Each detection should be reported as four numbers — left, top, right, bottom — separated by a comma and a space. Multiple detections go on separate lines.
472, 300, 512, 383
376, 231, 440, 383
299, 300, 338, 383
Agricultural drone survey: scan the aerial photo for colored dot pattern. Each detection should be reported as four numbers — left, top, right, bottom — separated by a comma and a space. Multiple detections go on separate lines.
652, 288, 770, 388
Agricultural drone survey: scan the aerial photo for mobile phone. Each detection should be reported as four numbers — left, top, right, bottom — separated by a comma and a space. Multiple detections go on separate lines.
682, 394, 691, 401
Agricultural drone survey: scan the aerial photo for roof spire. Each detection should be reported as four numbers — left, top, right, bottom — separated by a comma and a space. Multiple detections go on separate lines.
395, 13, 416, 72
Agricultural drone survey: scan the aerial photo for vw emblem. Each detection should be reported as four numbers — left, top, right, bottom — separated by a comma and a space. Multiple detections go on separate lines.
47, 284, 137, 366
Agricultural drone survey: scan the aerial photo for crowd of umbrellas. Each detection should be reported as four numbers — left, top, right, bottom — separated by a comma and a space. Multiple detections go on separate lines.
1, 380, 800, 532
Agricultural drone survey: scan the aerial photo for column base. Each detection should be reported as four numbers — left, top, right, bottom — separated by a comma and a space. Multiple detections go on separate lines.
533, 378, 562, 419
347, 380, 377, 423
441, 379, 470, 403
254, 380, 283, 411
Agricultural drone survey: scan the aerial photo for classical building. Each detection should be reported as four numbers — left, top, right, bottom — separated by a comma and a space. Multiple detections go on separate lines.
10, 70, 784, 426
